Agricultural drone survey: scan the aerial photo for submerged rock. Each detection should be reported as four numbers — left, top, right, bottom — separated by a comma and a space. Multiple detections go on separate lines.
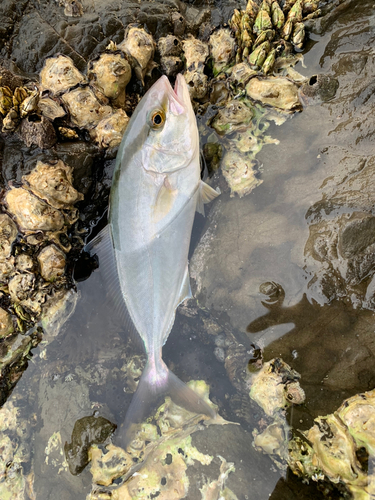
64, 415, 116, 475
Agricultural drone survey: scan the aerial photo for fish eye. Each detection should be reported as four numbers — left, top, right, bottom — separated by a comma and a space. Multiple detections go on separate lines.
149, 109, 165, 129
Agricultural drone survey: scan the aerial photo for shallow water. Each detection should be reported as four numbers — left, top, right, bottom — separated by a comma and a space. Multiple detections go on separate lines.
1, 0, 375, 499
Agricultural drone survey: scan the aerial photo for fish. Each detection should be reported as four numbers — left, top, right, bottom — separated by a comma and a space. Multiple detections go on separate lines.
87, 74, 220, 447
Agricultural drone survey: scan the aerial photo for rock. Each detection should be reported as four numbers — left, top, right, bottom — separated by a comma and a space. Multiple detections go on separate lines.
64, 415, 116, 475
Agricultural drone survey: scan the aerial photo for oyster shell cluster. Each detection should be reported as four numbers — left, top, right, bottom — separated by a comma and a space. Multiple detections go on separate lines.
0, 25, 157, 150
0, 159, 83, 329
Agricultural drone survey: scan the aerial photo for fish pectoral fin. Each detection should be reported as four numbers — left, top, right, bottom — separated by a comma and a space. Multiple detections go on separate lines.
153, 176, 178, 223
196, 180, 221, 216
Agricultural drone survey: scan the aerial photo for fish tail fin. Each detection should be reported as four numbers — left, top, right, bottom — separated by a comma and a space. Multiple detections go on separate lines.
116, 359, 216, 449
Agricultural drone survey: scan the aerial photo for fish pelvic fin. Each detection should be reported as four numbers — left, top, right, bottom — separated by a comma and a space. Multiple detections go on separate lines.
116, 358, 216, 449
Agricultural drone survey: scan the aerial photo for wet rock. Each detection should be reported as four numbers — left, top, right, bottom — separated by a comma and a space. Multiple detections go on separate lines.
304, 157, 375, 309
246, 76, 301, 111
23, 159, 84, 209
40, 55, 85, 95
19, 114, 57, 149
5, 187, 64, 232
64, 415, 116, 475
299, 74, 339, 105
37, 245, 66, 282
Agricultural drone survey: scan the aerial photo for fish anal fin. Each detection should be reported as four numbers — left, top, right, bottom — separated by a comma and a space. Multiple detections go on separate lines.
196, 180, 220, 216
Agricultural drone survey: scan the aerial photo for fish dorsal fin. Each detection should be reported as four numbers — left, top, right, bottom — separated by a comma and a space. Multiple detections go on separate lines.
196, 180, 221, 216
85, 226, 141, 346
153, 176, 178, 223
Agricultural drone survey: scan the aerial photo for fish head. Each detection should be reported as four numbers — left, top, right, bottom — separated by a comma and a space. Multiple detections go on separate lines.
140, 74, 199, 174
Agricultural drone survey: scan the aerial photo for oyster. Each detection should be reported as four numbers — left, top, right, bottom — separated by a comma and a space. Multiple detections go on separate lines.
59, 0, 83, 17
23, 160, 83, 209
0, 307, 14, 338
182, 36, 209, 99
171, 12, 186, 37
209, 29, 236, 76
88, 52, 131, 103
0, 214, 18, 259
211, 100, 253, 136
90, 109, 129, 149
61, 87, 112, 130
38, 96, 66, 121
222, 150, 263, 198
8, 273, 35, 303
40, 55, 85, 95
5, 188, 64, 232
37, 245, 66, 282
249, 358, 305, 416
228, 62, 257, 88
158, 35, 182, 58
246, 76, 301, 111
304, 415, 366, 484
86, 380, 228, 499
118, 26, 156, 84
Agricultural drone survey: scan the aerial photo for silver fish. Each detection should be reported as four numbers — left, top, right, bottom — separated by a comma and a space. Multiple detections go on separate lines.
88, 74, 219, 446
